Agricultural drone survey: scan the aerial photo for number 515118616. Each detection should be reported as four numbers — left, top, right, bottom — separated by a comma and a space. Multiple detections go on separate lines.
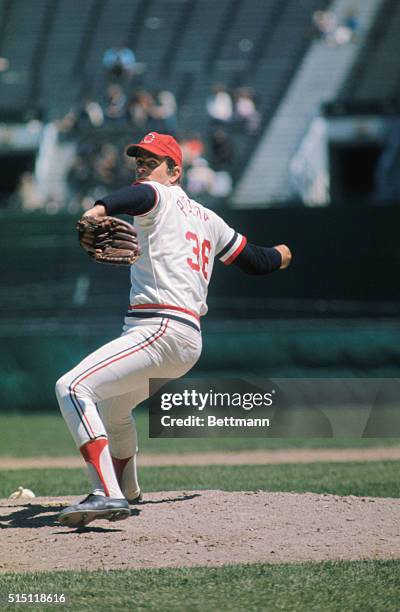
185, 231, 211, 280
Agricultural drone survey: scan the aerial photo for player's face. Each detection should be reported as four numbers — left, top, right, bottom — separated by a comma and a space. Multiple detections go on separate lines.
134, 150, 180, 185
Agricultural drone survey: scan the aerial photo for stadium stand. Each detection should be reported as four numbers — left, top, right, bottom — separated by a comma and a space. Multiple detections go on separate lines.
0, 0, 48, 115
82, 0, 140, 91
339, 0, 400, 103
0, 0, 329, 185
1, 0, 399, 206
234, 0, 386, 205
39, 0, 100, 118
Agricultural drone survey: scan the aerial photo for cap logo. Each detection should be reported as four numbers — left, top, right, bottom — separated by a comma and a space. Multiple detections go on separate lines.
143, 133, 156, 143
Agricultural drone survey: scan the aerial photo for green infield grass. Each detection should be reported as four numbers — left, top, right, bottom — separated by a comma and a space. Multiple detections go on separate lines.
0, 460, 398, 499
0, 413, 399, 457
0, 561, 399, 612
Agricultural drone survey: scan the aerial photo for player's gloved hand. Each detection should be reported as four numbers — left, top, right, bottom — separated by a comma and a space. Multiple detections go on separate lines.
77, 216, 141, 266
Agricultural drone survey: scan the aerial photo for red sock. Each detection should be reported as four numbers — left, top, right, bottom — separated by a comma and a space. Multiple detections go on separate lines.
112, 456, 131, 485
111, 454, 140, 500
81, 438, 124, 498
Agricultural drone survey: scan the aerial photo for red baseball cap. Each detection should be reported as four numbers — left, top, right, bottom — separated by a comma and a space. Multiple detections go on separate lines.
126, 132, 183, 169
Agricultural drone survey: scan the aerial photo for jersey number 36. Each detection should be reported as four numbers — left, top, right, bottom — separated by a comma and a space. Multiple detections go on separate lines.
185, 231, 211, 280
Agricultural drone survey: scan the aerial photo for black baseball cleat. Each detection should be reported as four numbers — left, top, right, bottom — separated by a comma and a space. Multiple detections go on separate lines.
58, 494, 130, 528
127, 491, 143, 505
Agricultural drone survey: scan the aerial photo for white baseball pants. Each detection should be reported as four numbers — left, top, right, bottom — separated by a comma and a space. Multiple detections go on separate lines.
55, 318, 202, 498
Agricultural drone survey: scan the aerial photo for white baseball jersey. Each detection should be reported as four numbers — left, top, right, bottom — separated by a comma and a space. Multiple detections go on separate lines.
57, 177, 247, 506
127, 180, 247, 330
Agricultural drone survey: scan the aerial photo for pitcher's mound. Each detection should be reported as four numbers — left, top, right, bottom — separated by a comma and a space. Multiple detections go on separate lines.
1, 490, 400, 573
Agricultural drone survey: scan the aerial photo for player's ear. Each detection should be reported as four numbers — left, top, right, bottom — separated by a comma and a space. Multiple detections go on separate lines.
170, 166, 182, 185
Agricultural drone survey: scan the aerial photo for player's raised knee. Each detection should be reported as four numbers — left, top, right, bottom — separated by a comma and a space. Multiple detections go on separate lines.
55, 374, 70, 401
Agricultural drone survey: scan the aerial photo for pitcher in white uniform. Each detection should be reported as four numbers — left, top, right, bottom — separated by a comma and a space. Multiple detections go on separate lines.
56, 132, 292, 527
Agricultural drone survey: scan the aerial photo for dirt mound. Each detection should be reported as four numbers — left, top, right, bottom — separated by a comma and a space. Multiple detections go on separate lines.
1, 491, 399, 573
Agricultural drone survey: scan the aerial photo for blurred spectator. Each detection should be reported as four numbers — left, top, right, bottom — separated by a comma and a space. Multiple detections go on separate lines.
103, 46, 136, 81
313, 7, 360, 47
55, 110, 78, 138
127, 89, 155, 128
343, 8, 360, 37
180, 133, 205, 166
67, 155, 92, 207
186, 158, 217, 196
375, 119, 400, 203
93, 144, 119, 187
334, 8, 361, 45
104, 84, 127, 122
210, 171, 232, 198
210, 128, 233, 169
234, 88, 261, 134
66, 140, 137, 210
312, 10, 338, 44
81, 97, 104, 127
56, 98, 104, 138
16, 172, 43, 211
207, 84, 233, 124
152, 89, 178, 134
56, 82, 184, 209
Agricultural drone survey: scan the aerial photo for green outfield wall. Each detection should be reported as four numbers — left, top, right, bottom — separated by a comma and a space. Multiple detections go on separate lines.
0, 207, 399, 411
1, 206, 400, 305
1, 318, 399, 412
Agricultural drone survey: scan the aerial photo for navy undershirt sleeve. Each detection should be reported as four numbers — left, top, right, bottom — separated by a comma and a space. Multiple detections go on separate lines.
94, 183, 156, 216
233, 243, 282, 275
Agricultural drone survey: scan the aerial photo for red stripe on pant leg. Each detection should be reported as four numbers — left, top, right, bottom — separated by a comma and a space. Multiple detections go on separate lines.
70, 323, 165, 384
112, 456, 131, 486
72, 319, 169, 392
68, 385, 95, 439
71, 321, 168, 441
80, 437, 110, 496
69, 387, 96, 439
69, 331, 154, 440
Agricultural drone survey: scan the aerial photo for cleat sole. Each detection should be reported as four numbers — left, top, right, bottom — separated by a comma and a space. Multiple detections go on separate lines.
59, 507, 130, 528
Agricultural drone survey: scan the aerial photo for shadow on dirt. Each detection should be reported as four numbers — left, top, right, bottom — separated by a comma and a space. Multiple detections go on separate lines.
0, 503, 64, 529
0, 493, 201, 529
139, 493, 201, 505
56, 525, 128, 534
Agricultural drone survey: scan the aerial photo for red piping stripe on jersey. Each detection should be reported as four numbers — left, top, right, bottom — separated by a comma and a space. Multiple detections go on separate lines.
129, 303, 200, 321
224, 236, 247, 265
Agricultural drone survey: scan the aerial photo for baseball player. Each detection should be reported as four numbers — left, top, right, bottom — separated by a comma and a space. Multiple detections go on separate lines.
56, 132, 291, 527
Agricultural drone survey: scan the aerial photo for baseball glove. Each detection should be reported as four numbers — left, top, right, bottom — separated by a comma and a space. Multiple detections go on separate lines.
77, 216, 141, 266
